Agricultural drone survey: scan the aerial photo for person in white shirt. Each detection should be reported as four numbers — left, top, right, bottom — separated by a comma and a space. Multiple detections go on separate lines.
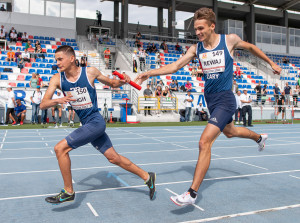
22, 49, 30, 62
0, 30, 5, 39
51, 91, 64, 127
235, 90, 242, 124
240, 89, 253, 127
196, 102, 208, 121
9, 31, 17, 43
185, 90, 194, 122
5, 85, 17, 125
22, 32, 28, 43
139, 49, 148, 71
30, 86, 42, 124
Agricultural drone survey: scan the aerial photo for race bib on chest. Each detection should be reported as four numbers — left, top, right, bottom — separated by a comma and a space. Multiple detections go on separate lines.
65, 87, 92, 110
199, 50, 225, 74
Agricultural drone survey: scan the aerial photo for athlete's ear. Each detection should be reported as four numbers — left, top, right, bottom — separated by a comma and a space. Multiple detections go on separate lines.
70, 55, 75, 63
210, 23, 215, 31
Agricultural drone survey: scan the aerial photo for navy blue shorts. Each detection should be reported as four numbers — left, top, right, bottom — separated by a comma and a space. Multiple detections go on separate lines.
65, 114, 112, 154
205, 90, 236, 131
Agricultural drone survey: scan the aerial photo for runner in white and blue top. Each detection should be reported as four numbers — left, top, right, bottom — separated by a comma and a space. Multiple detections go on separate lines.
135, 8, 281, 207
41, 46, 156, 205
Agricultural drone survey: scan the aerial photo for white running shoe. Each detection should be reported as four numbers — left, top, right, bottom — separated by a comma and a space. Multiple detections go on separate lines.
59, 124, 63, 128
235, 121, 239, 125
170, 192, 196, 206
239, 121, 243, 124
258, 134, 268, 152
54, 124, 58, 129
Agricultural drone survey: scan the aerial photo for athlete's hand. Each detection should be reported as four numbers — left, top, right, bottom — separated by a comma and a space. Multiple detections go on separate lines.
57, 95, 76, 104
134, 72, 151, 85
271, 63, 282, 75
119, 73, 131, 84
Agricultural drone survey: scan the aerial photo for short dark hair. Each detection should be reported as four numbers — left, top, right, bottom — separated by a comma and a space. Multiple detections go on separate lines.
55, 45, 75, 57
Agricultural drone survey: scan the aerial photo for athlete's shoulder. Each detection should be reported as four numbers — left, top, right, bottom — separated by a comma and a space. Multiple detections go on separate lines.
87, 66, 101, 75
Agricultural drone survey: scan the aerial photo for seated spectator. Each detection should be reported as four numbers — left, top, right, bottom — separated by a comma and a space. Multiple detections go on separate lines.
0, 4, 6, 11
34, 40, 41, 50
160, 41, 168, 52
75, 59, 80, 67
28, 45, 35, 53
169, 80, 178, 92
191, 57, 197, 68
155, 86, 163, 97
35, 45, 45, 59
157, 80, 164, 88
0, 25, 6, 36
134, 38, 141, 49
197, 66, 203, 78
136, 32, 142, 40
15, 48, 22, 59
9, 30, 17, 43
25, 40, 31, 49
234, 66, 243, 79
6, 48, 15, 62
14, 99, 26, 125
150, 43, 158, 53
175, 42, 182, 53
162, 86, 171, 98
0, 30, 5, 39
196, 102, 208, 121
180, 84, 186, 92
22, 48, 30, 62
191, 67, 197, 76
17, 54, 24, 69
22, 32, 28, 43
282, 56, 289, 64
185, 80, 192, 91
9, 27, 16, 34
30, 73, 39, 88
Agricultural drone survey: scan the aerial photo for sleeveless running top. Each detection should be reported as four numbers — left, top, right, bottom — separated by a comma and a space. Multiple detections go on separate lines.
60, 67, 99, 123
196, 34, 233, 94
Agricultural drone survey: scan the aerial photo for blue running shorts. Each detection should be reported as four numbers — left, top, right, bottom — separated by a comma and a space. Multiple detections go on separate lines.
205, 90, 237, 131
65, 114, 112, 154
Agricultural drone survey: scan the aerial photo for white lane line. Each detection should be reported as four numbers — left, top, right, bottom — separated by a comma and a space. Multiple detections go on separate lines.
1, 169, 300, 201
211, 153, 220, 157
45, 143, 48, 146
234, 160, 269, 170
50, 150, 54, 154
86, 203, 99, 217
165, 188, 204, 211
289, 175, 300, 180
179, 203, 300, 223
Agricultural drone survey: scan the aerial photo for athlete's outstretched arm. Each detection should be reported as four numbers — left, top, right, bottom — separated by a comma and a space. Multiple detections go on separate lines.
89, 67, 130, 88
40, 73, 75, 110
227, 34, 281, 75
134, 45, 197, 85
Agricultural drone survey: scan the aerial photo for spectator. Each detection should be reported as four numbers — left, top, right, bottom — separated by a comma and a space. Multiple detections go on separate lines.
15, 48, 22, 59
22, 48, 30, 62
240, 89, 253, 127
273, 83, 280, 105
282, 56, 289, 64
155, 85, 162, 97
51, 91, 63, 128
0, 4, 6, 11
81, 54, 88, 66
14, 99, 26, 125
293, 85, 300, 107
169, 79, 178, 92
132, 50, 138, 73
235, 90, 242, 124
284, 82, 291, 106
136, 32, 142, 40
191, 67, 197, 76
134, 38, 141, 49
180, 83, 186, 92
277, 91, 286, 121
103, 47, 110, 69
96, 10, 102, 26
254, 81, 262, 105
25, 40, 31, 49
0, 30, 5, 39
75, 59, 80, 67
197, 66, 203, 78
160, 40, 168, 52
234, 67, 243, 79
297, 75, 300, 86
17, 54, 24, 69
175, 42, 182, 53
156, 53, 161, 68
67, 102, 75, 126
143, 84, 153, 116
6, 48, 15, 62
146, 44, 152, 54
174, 80, 179, 90
185, 80, 192, 91
5, 85, 17, 125
35, 45, 45, 59
41, 92, 48, 125
232, 79, 239, 94
9, 30, 17, 43
185, 90, 194, 122
36, 73, 44, 87
34, 40, 41, 50
150, 43, 157, 53
0, 25, 6, 35
30, 86, 42, 124
262, 84, 268, 105
157, 80, 164, 88
21, 32, 28, 43
80, 58, 86, 67
139, 48, 148, 71
162, 86, 171, 98
30, 73, 39, 88
196, 102, 208, 121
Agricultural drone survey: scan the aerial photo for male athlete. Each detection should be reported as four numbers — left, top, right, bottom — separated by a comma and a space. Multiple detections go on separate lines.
135, 8, 281, 206
41, 45, 155, 204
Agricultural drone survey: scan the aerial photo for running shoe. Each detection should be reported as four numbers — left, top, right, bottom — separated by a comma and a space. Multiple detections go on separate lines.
258, 134, 268, 152
54, 124, 58, 128
45, 189, 75, 204
145, 172, 156, 200
170, 191, 196, 206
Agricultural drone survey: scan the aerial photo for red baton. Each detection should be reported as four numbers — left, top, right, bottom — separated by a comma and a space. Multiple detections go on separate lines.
112, 71, 142, 91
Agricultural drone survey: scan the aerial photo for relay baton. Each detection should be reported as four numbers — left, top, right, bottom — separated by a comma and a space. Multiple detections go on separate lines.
112, 71, 142, 90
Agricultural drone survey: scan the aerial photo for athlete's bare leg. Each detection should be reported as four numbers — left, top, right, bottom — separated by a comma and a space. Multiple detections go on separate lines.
104, 147, 149, 181
222, 121, 260, 141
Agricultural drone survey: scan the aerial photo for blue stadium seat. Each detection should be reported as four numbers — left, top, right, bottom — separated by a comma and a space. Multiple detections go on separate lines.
187, 77, 192, 81
3, 61, 9, 66
29, 69, 35, 74
36, 58, 42, 63
39, 64, 46, 68
50, 37, 55, 41
51, 70, 58, 74
26, 83, 30, 87
45, 37, 50, 40
10, 62, 17, 66
112, 94, 121, 99
1, 75, 8, 80
17, 83, 25, 87
32, 63, 38, 68
44, 70, 50, 74
37, 69, 44, 74
25, 75, 31, 81
48, 59, 54, 63
41, 76, 48, 81
122, 94, 128, 99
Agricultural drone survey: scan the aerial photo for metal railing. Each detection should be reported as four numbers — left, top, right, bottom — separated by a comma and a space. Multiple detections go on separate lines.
116, 38, 132, 68
137, 96, 178, 113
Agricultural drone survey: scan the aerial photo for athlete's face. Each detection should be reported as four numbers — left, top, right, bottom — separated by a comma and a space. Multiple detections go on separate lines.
55, 52, 75, 72
194, 19, 215, 42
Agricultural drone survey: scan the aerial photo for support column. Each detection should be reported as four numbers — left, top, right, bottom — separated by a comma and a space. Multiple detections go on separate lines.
121, 0, 128, 39
246, 4, 255, 44
114, 1, 119, 38
280, 10, 289, 54
167, 0, 176, 38
158, 7, 163, 36
213, 0, 218, 33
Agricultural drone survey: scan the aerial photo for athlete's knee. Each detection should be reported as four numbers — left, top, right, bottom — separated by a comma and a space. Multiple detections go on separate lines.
54, 141, 70, 157
107, 153, 121, 165
199, 138, 211, 152
223, 131, 234, 138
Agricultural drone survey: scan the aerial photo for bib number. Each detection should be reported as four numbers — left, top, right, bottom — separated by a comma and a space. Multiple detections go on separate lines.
199, 50, 225, 74
65, 87, 92, 110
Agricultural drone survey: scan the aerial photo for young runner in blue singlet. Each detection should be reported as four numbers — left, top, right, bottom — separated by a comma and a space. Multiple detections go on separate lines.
135, 8, 281, 206
41, 46, 156, 204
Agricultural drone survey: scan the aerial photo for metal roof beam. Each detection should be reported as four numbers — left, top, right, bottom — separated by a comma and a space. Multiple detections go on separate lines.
279, 0, 300, 11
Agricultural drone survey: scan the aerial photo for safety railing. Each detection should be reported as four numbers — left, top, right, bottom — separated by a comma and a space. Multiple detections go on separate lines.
137, 96, 178, 112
